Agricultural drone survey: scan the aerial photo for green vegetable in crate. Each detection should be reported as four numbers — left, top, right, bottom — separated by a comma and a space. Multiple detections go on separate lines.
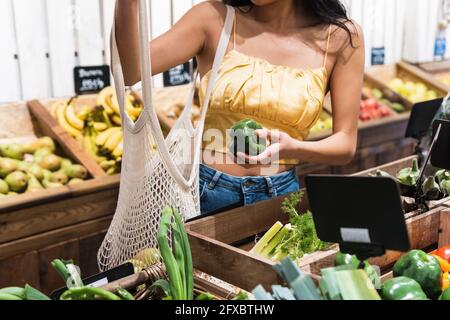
61, 287, 121, 300
369, 170, 393, 178
393, 250, 442, 299
229, 119, 267, 156
334, 252, 381, 289
0, 284, 50, 300
153, 206, 193, 300
380, 277, 428, 300
441, 180, 450, 196
422, 176, 441, 200
435, 169, 450, 184
396, 159, 420, 186
440, 287, 450, 300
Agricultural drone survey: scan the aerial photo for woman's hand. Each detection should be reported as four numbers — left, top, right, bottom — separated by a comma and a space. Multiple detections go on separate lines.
236, 129, 299, 165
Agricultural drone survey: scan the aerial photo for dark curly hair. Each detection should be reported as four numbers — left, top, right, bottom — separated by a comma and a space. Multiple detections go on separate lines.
223, 0, 356, 47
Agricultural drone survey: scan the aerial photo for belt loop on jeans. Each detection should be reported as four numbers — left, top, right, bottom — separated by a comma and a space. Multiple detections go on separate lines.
264, 176, 275, 197
208, 171, 223, 190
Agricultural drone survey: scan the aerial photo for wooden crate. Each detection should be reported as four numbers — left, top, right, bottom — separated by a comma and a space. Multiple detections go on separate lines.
417, 60, 450, 91
187, 156, 449, 291
27, 99, 106, 178
365, 62, 448, 103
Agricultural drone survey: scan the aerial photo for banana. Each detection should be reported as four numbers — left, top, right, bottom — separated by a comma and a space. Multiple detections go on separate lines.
111, 114, 122, 126
65, 103, 84, 131
125, 95, 142, 119
100, 160, 116, 171
102, 109, 113, 128
105, 93, 120, 115
50, 100, 64, 118
83, 126, 108, 164
56, 103, 83, 140
103, 131, 123, 153
77, 106, 91, 121
96, 87, 115, 114
95, 127, 121, 147
93, 122, 108, 132
112, 140, 123, 159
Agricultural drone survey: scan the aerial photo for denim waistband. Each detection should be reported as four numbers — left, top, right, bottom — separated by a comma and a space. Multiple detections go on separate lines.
199, 164, 298, 195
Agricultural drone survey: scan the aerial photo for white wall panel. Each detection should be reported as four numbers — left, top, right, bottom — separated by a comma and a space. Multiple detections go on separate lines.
0, 0, 21, 103
75, 0, 103, 66
45, 0, 76, 98
12, 0, 52, 100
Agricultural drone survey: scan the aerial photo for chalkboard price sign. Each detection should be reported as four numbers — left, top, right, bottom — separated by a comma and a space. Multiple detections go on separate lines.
163, 62, 192, 87
371, 47, 385, 66
74, 65, 111, 95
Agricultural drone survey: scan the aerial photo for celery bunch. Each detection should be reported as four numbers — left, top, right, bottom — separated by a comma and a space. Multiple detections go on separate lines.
251, 192, 330, 261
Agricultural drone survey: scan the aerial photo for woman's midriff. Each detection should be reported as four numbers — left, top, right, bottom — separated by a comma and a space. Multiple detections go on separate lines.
202, 149, 294, 177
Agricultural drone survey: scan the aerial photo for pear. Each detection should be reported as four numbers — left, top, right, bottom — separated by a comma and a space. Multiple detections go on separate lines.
42, 169, 52, 182
50, 172, 69, 185
60, 158, 73, 169
17, 161, 32, 173
39, 154, 62, 172
0, 144, 25, 160
25, 137, 55, 154
61, 164, 88, 179
67, 178, 84, 186
33, 148, 53, 164
26, 174, 44, 193
0, 158, 18, 178
0, 179, 9, 194
42, 180, 64, 189
27, 164, 44, 181
5, 171, 28, 193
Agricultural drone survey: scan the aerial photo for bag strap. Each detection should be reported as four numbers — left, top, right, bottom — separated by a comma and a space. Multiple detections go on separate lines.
111, 2, 235, 189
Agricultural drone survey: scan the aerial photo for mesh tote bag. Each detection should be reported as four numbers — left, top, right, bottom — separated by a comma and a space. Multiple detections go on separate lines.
98, 1, 235, 271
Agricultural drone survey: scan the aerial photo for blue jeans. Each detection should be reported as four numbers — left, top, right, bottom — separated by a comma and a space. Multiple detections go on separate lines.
199, 164, 301, 216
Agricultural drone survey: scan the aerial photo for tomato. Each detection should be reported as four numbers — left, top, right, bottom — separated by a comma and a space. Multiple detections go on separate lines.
431, 246, 450, 263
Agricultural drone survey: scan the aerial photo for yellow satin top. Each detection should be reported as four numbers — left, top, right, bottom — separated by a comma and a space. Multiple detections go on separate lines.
200, 20, 331, 165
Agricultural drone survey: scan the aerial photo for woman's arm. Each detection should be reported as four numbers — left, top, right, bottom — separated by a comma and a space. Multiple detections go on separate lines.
114, 1, 221, 86
239, 22, 365, 166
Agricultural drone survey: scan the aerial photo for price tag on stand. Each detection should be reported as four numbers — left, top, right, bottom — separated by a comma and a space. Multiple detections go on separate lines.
74, 65, 111, 95
371, 47, 385, 65
430, 119, 450, 170
163, 61, 193, 87
405, 98, 443, 139
305, 176, 410, 261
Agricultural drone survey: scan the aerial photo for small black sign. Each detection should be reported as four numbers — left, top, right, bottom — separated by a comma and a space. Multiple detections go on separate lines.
163, 61, 192, 87
74, 65, 111, 95
371, 47, 385, 66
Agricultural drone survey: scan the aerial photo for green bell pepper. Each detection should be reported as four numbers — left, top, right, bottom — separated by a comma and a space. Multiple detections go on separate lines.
393, 250, 442, 299
440, 287, 450, 300
229, 119, 267, 156
380, 277, 427, 300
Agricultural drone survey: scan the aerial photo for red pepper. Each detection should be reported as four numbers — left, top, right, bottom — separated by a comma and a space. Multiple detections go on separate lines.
431, 246, 450, 263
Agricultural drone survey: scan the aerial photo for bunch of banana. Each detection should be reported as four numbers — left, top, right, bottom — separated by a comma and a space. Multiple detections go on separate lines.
50, 98, 86, 142
97, 86, 143, 125
83, 125, 121, 176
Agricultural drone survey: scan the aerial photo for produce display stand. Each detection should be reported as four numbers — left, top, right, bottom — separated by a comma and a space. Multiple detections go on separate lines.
186, 156, 450, 291
417, 60, 450, 91
0, 101, 120, 293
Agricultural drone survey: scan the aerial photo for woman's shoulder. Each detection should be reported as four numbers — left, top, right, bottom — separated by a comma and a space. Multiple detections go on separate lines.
187, 1, 229, 26
330, 19, 364, 51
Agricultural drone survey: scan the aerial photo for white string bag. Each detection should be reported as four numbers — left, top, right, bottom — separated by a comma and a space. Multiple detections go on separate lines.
97, 1, 235, 271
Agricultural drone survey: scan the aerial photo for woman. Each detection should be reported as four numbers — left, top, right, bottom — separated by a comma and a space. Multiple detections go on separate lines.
115, 0, 364, 215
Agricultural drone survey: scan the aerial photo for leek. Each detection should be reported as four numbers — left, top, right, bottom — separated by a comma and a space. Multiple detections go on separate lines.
250, 221, 283, 255
335, 270, 381, 300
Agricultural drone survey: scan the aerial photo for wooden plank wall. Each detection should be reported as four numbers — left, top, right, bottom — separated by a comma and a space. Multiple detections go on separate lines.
0, 0, 446, 104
